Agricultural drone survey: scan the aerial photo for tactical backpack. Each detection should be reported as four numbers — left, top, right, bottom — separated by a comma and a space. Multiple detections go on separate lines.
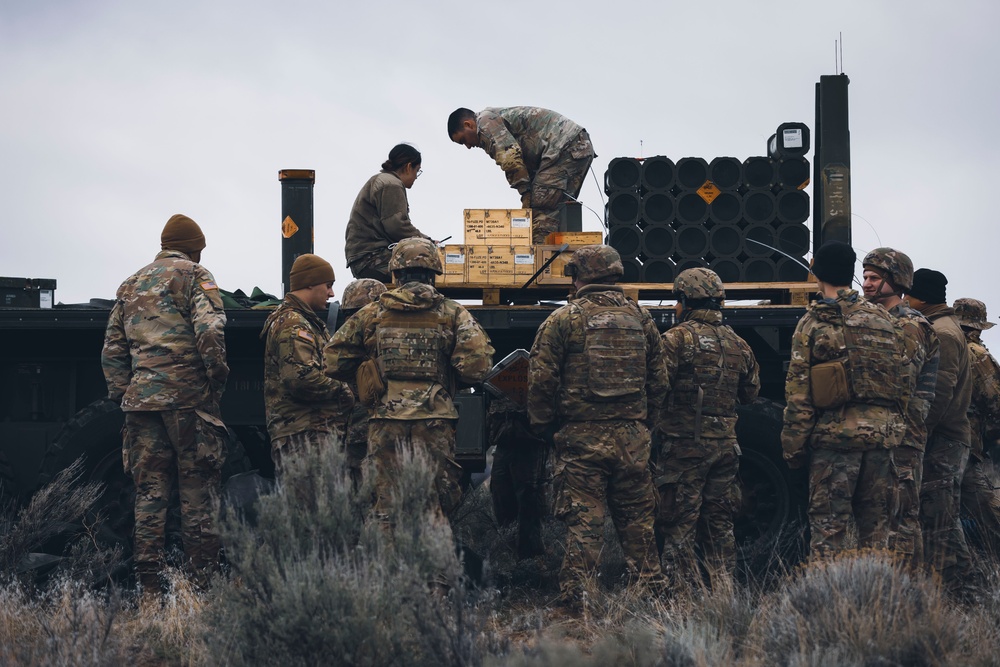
374, 308, 452, 386
564, 298, 647, 402
810, 300, 904, 410
670, 321, 745, 418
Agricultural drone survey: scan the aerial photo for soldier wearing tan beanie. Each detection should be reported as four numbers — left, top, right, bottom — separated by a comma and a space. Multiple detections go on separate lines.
289, 254, 336, 293
262, 253, 354, 471
160, 214, 207, 258
102, 212, 228, 600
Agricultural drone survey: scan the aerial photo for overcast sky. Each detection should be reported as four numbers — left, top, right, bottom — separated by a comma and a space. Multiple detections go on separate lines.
2, 1, 998, 341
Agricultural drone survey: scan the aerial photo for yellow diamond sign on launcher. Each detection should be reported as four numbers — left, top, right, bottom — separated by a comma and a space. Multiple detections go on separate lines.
282, 216, 299, 238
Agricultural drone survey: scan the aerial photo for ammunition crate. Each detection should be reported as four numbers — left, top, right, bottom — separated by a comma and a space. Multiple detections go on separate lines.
463, 209, 533, 245
0, 277, 56, 309
485, 245, 535, 285
440, 245, 468, 285
533, 245, 580, 285
544, 231, 605, 246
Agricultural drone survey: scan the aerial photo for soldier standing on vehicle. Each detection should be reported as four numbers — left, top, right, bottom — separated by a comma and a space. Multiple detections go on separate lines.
102, 214, 229, 598
862, 248, 939, 566
906, 270, 976, 594
655, 268, 760, 584
782, 241, 907, 558
325, 238, 494, 525
954, 298, 1000, 555
261, 254, 355, 472
527, 245, 667, 605
340, 278, 387, 489
447, 106, 596, 243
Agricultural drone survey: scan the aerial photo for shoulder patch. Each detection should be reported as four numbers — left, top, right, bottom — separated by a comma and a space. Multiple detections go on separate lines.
297, 329, 315, 342
200, 281, 219, 291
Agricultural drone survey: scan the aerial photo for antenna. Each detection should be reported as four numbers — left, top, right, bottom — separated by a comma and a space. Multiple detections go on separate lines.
839, 32, 844, 73
640, 139, 644, 159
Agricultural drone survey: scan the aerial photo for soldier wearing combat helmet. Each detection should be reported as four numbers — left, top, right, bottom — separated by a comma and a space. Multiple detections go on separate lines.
528, 244, 668, 604
862, 247, 940, 566
325, 238, 494, 527
783, 241, 908, 558
339, 278, 387, 488
953, 297, 1000, 556
654, 268, 759, 584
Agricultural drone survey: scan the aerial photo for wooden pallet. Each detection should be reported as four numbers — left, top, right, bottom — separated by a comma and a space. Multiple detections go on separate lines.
437, 281, 815, 306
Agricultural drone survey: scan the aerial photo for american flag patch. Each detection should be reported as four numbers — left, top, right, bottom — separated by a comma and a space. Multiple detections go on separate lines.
297, 330, 315, 342
200, 281, 218, 290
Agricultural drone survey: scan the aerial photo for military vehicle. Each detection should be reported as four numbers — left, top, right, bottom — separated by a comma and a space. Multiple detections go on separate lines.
0, 74, 854, 565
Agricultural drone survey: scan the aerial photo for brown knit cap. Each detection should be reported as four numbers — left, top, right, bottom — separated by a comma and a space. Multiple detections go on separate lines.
289, 254, 335, 291
161, 214, 206, 253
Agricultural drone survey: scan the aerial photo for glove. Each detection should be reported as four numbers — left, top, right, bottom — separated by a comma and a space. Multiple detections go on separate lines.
520, 192, 531, 208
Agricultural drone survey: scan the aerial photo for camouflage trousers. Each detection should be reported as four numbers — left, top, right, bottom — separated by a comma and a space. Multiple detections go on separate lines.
530, 130, 595, 243
368, 419, 463, 523
806, 447, 892, 559
270, 427, 345, 474
552, 420, 661, 599
887, 444, 924, 565
961, 456, 1000, 556
345, 404, 371, 491
654, 437, 740, 581
920, 434, 973, 588
124, 409, 225, 584
348, 246, 392, 283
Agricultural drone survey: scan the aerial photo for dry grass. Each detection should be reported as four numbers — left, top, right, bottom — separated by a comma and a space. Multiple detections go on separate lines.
3, 451, 1000, 666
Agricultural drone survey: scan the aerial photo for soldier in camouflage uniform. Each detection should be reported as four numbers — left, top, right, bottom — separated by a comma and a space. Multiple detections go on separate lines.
655, 268, 760, 583
325, 238, 494, 524
782, 241, 907, 558
906, 270, 975, 593
102, 214, 229, 596
261, 254, 355, 472
448, 107, 596, 243
528, 245, 667, 603
954, 298, 1000, 555
340, 278, 387, 488
862, 248, 939, 566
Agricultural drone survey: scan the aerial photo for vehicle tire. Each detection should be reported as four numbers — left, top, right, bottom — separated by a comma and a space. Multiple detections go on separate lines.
734, 398, 808, 572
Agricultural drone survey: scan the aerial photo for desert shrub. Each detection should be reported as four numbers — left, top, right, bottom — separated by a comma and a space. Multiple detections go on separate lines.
750, 551, 963, 666
0, 575, 124, 666
0, 459, 122, 585
204, 435, 490, 666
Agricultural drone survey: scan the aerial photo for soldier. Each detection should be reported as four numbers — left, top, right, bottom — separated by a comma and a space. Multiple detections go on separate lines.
102, 214, 229, 597
261, 254, 355, 472
906, 270, 975, 593
782, 241, 907, 558
447, 107, 596, 243
527, 245, 667, 604
954, 298, 1000, 555
325, 238, 494, 525
861, 248, 939, 566
340, 277, 387, 488
655, 268, 760, 583
345, 143, 433, 282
